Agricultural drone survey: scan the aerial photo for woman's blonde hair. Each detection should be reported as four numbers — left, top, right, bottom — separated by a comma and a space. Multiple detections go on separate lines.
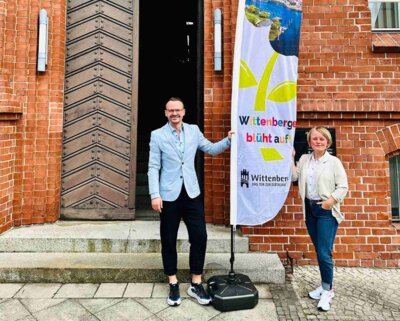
307, 126, 332, 148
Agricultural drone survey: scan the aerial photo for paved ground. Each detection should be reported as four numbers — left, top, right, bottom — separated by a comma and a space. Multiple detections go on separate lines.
273, 265, 400, 321
0, 265, 399, 321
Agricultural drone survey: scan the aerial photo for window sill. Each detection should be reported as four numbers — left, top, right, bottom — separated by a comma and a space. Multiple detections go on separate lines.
372, 33, 400, 53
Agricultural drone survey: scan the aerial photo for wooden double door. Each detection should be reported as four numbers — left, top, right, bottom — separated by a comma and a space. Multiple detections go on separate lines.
61, 0, 199, 219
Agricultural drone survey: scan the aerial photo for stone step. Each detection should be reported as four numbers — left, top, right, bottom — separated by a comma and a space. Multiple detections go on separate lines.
0, 220, 286, 284
0, 221, 249, 254
0, 252, 285, 284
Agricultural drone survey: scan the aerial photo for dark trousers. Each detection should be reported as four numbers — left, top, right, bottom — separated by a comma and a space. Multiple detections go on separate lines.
305, 199, 338, 290
160, 187, 207, 276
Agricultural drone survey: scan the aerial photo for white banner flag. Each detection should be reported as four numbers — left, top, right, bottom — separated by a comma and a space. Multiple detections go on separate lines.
231, 0, 303, 226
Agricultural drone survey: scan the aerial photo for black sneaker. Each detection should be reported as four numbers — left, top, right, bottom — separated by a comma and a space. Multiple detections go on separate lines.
167, 283, 181, 306
187, 282, 212, 305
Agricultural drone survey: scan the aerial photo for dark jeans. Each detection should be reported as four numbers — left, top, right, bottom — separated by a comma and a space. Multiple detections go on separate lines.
305, 199, 338, 290
160, 187, 207, 276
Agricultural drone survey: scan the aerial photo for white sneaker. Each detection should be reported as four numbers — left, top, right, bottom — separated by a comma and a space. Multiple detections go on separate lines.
187, 283, 212, 305
308, 285, 324, 300
317, 289, 334, 311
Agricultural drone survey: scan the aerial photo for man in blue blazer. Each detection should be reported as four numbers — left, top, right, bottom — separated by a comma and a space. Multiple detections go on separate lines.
148, 97, 233, 307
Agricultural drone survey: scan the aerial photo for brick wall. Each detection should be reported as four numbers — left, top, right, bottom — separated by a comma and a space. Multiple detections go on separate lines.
0, 122, 15, 233
0, 0, 66, 231
204, 0, 400, 267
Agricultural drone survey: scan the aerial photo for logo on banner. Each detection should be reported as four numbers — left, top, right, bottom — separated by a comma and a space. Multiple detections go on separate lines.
240, 169, 249, 188
240, 169, 289, 188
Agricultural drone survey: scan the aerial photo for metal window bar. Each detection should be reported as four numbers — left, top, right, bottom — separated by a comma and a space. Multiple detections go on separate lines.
389, 155, 400, 222
369, 0, 400, 31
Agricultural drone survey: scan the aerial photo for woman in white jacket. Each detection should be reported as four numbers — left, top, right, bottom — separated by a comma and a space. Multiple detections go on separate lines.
292, 126, 348, 312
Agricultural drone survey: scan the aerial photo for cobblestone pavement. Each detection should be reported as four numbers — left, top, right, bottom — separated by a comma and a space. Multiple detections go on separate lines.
270, 265, 400, 321
0, 266, 399, 320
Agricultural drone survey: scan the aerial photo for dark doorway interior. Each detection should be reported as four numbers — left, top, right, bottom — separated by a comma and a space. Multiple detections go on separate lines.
135, 1, 200, 216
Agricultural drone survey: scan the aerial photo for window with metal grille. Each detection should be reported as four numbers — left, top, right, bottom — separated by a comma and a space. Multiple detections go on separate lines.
369, 1, 400, 31
389, 155, 400, 222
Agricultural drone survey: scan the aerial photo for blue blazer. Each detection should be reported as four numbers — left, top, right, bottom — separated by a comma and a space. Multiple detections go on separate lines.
148, 122, 230, 201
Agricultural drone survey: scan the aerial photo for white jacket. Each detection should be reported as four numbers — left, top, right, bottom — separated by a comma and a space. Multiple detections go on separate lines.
292, 152, 348, 223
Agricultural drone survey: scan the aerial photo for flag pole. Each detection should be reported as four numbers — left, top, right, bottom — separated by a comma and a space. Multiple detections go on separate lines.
206, 0, 259, 311
228, 0, 245, 279
230, 0, 246, 227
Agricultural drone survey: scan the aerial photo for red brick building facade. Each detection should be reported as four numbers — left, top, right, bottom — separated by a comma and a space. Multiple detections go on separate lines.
1, 0, 399, 267
0, 0, 65, 233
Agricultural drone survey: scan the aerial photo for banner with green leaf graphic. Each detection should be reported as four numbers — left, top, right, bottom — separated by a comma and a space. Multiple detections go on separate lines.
230, 0, 302, 226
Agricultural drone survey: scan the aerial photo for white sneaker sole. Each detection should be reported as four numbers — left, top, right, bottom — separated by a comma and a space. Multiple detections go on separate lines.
318, 305, 330, 312
317, 292, 334, 311
187, 287, 212, 305
167, 297, 181, 306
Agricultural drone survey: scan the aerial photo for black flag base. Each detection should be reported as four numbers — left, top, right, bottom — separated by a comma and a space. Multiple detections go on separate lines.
207, 272, 259, 312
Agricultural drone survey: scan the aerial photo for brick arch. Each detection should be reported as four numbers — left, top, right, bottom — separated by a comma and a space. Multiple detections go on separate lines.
376, 124, 400, 156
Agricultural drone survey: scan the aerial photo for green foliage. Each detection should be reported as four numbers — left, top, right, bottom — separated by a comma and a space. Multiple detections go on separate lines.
269, 20, 281, 40
245, 11, 261, 26
246, 5, 260, 15
245, 5, 270, 27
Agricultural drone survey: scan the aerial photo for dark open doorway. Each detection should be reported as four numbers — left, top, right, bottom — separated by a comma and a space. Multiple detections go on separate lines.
135, 1, 203, 216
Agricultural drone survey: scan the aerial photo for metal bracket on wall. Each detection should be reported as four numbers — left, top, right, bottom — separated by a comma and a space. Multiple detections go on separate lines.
37, 9, 48, 72
214, 8, 222, 71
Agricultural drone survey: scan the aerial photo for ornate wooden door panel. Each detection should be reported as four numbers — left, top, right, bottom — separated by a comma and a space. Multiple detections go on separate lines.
62, 0, 138, 219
